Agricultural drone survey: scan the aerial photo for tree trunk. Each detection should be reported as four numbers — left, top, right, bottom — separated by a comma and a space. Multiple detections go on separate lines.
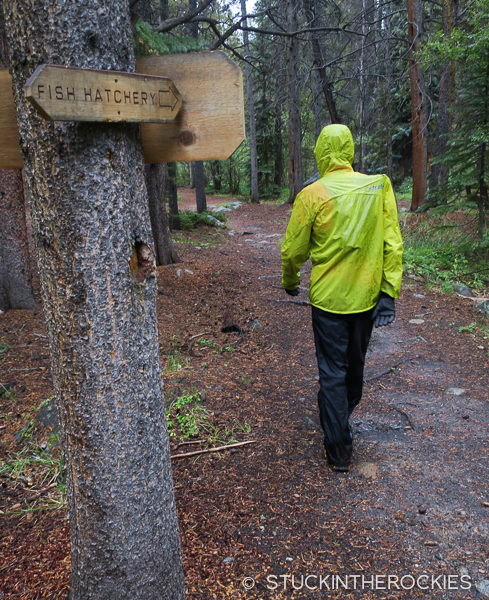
273, 103, 284, 188
384, 7, 393, 180
428, 0, 455, 201
313, 71, 323, 141
187, 0, 206, 210
358, 0, 368, 171
286, 0, 303, 202
240, 0, 259, 202
209, 160, 222, 191
407, 0, 428, 210
0, 169, 39, 311
193, 161, 207, 212
145, 163, 179, 265
303, 0, 340, 124
0, 5, 38, 311
167, 162, 180, 230
3, 1, 185, 598
477, 61, 489, 239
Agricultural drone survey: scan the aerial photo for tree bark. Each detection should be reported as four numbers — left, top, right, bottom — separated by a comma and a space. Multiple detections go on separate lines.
145, 163, 179, 265
286, 0, 303, 202
357, 0, 368, 171
477, 61, 489, 238
240, 0, 259, 202
384, 7, 393, 180
193, 161, 207, 212
0, 5, 38, 311
303, 0, 340, 124
167, 162, 180, 230
187, 0, 206, 210
3, 1, 185, 598
0, 169, 39, 311
407, 0, 428, 210
428, 0, 455, 201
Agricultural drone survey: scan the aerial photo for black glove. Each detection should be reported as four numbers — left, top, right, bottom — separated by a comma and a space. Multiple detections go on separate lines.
284, 288, 299, 296
372, 292, 395, 327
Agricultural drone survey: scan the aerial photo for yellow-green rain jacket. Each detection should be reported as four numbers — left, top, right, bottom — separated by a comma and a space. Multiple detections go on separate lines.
282, 124, 403, 314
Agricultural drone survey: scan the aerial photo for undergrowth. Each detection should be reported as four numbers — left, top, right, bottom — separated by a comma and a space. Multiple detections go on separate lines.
0, 398, 65, 515
177, 210, 227, 229
165, 390, 250, 446
400, 210, 489, 293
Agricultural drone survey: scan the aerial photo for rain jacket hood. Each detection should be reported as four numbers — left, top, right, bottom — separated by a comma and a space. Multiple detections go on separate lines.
314, 124, 355, 176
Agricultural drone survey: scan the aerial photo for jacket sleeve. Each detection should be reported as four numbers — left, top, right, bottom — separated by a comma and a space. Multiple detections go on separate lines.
281, 190, 314, 290
380, 176, 403, 298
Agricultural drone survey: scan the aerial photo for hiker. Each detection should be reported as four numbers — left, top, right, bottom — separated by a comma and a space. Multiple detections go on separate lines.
281, 124, 403, 472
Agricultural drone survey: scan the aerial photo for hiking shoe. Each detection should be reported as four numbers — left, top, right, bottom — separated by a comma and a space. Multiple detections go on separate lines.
323, 449, 350, 472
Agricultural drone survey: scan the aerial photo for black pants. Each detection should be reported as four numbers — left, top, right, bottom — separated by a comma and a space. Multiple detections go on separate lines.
311, 305, 373, 465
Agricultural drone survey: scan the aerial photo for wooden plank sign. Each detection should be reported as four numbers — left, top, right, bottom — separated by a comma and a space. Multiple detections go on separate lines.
136, 52, 245, 164
0, 51, 245, 168
25, 64, 182, 123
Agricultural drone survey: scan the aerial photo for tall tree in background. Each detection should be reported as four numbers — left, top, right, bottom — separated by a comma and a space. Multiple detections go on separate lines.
0, 8, 38, 311
146, 163, 179, 264
286, 0, 303, 201
3, 0, 185, 597
384, 6, 394, 180
407, 0, 428, 209
241, 0, 259, 202
303, 0, 340, 125
428, 0, 456, 201
132, 0, 178, 265
188, 0, 207, 212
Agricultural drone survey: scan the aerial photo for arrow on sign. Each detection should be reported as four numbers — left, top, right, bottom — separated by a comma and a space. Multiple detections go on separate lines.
24, 64, 182, 123
157, 88, 180, 111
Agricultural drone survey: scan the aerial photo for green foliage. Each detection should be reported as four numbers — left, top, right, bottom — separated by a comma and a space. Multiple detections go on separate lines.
133, 18, 205, 56
401, 213, 489, 292
197, 338, 215, 348
165, 389, 251, 446
420, 0, 489, 233
166, 392, 207, 440
177, 210, 226, 229
166, 345, 188, 373
0, 398, 65, 513
0, 383, 15, 401
0, 441, 65, 513
0, 339, 10, 362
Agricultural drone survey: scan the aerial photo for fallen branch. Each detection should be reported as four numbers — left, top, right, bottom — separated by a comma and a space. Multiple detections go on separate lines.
188, 332, 212, 341
365, 355, 420, 383
275, 299, 311, 307
171, 440, 256, 459
176, 439, 206, 448
394, 407, 416, 430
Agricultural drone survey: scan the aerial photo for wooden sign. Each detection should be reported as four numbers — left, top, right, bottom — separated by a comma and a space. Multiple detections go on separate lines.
0, 51, 244, 168
137, 52, 245, 164
25, 64, 182, 123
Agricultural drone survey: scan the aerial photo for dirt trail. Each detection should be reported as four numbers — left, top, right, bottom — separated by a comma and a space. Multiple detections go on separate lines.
1, 192, 488, 599
171, 192, 489, 599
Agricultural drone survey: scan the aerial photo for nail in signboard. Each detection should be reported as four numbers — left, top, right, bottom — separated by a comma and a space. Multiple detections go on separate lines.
25, 64, 182, 123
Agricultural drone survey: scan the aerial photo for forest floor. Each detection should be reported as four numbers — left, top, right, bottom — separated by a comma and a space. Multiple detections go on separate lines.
1, 189, 488, 599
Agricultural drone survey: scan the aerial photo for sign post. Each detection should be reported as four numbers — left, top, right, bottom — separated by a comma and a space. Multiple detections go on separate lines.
0, 51, 245, 168
25, 64, 182, 123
